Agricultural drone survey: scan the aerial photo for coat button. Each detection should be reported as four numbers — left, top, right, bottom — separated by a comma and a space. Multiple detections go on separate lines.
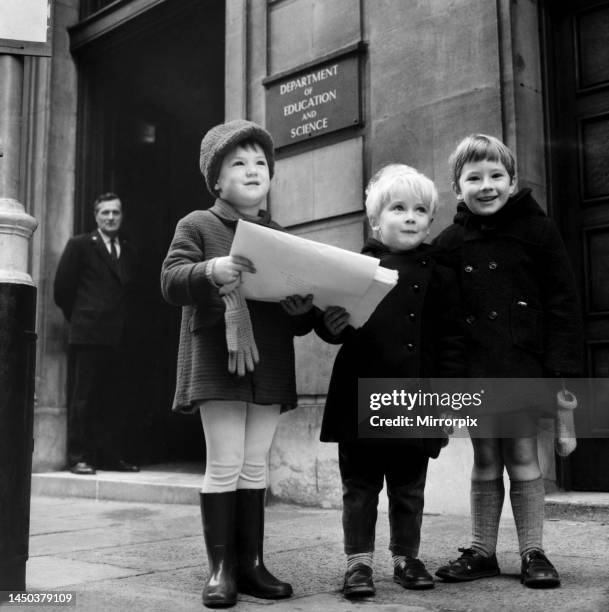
408, 312, 416, 321
412, 284, 420, 293
406, 343, 415, 351
488, 310, 498, 320
489, 261, 498, 270
464, 265, 473, 273
465, 315, 476, 325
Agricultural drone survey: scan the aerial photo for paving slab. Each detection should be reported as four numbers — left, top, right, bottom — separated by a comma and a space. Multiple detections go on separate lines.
16, 496, 609, 612
26, 555, 144, 589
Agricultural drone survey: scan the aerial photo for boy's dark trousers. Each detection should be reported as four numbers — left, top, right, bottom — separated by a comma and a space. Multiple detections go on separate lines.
339, 442, 429, 557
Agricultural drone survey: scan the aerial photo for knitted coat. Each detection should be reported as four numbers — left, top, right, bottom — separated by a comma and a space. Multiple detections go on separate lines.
160, 199, 314, 413
434, 188, 583, 381
317, 240, 466, 458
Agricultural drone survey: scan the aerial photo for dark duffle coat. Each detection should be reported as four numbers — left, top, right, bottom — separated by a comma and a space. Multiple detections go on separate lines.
317, 239, 466, 458
160, 199, 314, 413
433, 188, 583, 382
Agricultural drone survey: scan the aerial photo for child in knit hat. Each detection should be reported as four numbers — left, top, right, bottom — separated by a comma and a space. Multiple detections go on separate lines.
161, 119, 314, 608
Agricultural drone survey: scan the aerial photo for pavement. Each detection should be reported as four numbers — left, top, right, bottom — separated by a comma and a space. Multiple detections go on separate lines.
10, 465, 609, 612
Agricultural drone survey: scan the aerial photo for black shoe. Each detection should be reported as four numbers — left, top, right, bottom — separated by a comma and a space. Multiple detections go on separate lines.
69, 462, 96, 475
435, 547, 500, 582
235, 489, 292, 599
394, 557, 434, 590
116, 459, 139, 472
343, 564, 375, 599
521, 550, 560, 588
104, 459, 140, 472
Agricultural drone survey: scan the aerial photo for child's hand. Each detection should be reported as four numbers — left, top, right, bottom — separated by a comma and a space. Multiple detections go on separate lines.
219, 278, 240, 296
212, 255, 256, 287
324, 306, 350, 335
280, 294, 314, 316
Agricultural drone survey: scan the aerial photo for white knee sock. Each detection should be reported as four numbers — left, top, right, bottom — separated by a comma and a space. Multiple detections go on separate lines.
236, 403, 280, 490
199, 400, 246, 493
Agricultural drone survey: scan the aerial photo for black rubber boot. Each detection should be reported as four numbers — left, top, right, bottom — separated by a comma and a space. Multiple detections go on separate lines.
200, 492, 237, 608
235, 488, 293, 599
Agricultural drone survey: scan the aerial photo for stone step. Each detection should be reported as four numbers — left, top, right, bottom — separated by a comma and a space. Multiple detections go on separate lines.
31, 462, 202, 505
545, 491, 609, 522
31, 463, 609, 520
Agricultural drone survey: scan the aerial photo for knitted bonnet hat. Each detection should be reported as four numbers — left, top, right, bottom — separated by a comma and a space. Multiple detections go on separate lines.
199, 119, 275, 197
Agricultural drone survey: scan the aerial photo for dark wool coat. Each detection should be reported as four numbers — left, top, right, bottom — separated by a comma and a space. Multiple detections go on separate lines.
160, 199, 314, 413
434, 188, 583, 384
318, 240, 466, 458
54, 230, 138, 347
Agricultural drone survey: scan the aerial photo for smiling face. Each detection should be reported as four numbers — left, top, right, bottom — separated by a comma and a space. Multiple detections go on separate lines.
374, 190, 433, 252
94, 198, 122, 238
455, 159, 516, 216
214, 142, 271, 215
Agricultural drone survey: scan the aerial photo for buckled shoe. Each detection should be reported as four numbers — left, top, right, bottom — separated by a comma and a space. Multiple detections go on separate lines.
521, 550, 560, 588
435, 547, 500, 582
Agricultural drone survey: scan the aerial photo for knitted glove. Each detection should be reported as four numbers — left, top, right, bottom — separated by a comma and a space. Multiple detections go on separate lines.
555, 387, 577, 457
222, 288, 259, 376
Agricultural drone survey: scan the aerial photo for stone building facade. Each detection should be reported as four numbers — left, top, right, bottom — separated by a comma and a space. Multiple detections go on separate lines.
3, 0, 608, 508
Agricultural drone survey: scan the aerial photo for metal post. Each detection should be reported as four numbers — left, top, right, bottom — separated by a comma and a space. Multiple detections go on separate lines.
0, 53, 39, 592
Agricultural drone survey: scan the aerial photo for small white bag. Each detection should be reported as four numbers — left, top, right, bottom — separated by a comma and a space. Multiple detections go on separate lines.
555, 385, 577, 457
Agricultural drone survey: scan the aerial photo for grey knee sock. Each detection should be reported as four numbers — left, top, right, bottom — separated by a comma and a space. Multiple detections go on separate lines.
510, 477, 544, 557
471, 478, 504, 557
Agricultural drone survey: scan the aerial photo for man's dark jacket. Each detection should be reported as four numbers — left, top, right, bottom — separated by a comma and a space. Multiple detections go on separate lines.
54, 230, 138, 346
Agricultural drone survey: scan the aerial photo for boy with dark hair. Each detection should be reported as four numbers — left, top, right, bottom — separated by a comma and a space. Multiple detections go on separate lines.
434, 134, 582, 588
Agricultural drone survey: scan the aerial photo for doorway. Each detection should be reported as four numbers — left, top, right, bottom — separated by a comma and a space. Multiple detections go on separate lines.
542, 0, 609, 490
73, 0, 225, 463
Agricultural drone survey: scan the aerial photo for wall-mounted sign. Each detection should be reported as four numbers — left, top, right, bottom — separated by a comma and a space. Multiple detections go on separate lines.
264, 49, 362, 149
0, 0, 52, 56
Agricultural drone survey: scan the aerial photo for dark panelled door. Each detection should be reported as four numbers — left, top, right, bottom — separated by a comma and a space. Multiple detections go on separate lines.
544, 0, 609, 489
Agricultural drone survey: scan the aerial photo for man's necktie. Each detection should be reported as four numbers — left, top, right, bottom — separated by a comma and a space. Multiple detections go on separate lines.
110, 237, 119, 262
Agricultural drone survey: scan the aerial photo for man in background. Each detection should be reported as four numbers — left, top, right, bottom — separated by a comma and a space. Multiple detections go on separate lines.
54, 192, 140, 475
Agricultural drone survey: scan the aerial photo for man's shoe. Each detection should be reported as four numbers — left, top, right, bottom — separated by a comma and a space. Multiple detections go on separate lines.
520, 550, 560, 588
394, 557, 434, 589
116, 460, 139, 472
435, 547, 500, 582
70, 462, 96, 475
104, 459, 139, 472
343, 564, 375, 599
